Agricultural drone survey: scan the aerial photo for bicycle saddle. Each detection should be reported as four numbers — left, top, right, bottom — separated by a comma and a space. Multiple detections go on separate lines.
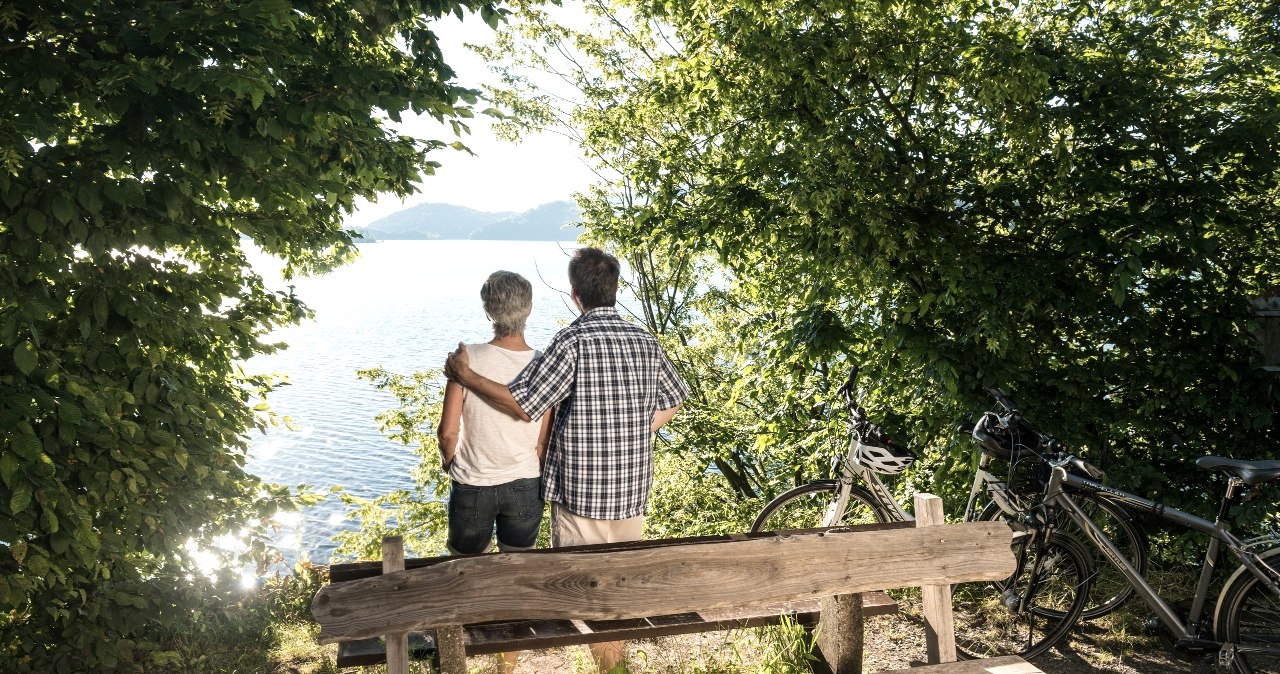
1195, 455, 1280, 486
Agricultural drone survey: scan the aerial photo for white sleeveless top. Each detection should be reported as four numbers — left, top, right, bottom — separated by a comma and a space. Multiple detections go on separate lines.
448, 343, 543, 486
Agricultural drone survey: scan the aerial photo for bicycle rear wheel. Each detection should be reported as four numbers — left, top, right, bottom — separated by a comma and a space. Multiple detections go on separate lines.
979, 492, 1146, 620
750, 482, 887, 532
953, 530, 1091, 659
1216, 547, 1280, 674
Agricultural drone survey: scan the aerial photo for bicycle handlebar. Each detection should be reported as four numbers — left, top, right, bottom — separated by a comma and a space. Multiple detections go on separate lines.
976, 387, 1067, 457
836, 364, 885, 442
984, 386, 1019, 415
837, 365, 859, 400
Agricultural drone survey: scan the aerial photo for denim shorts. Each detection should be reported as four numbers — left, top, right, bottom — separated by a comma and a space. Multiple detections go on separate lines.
447, 476, 544, 554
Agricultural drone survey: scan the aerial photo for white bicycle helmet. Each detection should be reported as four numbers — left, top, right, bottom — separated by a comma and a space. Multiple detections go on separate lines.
855, 439, 916, 475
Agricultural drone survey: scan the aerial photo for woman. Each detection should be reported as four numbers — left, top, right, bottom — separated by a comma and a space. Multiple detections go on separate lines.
437, 270, 551, 558
436, 271, 550, 674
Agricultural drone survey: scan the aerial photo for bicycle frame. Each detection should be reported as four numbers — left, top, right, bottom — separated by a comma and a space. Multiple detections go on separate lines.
834, 434, 1031, 526
962, 450, 1037, 523
1046, 464, 1280, 655
831, 435, 913, 523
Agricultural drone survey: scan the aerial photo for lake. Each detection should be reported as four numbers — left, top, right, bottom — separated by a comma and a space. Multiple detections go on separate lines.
243, 240, 583, 564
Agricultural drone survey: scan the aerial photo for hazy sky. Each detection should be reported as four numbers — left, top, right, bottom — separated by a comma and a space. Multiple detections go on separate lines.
347, 12, 597, 227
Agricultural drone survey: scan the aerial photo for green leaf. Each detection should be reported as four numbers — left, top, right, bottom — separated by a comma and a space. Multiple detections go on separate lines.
11, 539, 27, 564
0, 406, 20, 431
58, 401, 83, 425
25, 552, 48, 576
14, 341, 38, 375
10, 483, 32, 515
52, 195, 74, 224
11, 432, 42, 461
0, 452, 18, 488
77, 185, 104, 215
42, 509, 59, 534
26, 210, 47, 234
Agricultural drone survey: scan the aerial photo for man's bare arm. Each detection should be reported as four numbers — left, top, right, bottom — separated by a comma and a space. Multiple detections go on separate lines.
651, 403, 681, 433
443, 342, 531, 421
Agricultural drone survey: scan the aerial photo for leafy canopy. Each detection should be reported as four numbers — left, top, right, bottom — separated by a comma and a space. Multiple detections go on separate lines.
492, 0, 1280, 512
0, 0, 504, 670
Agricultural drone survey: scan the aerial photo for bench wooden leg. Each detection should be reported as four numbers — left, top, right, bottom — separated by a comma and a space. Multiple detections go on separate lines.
915, 494, 957, 664
383, 537, 410, 674
815, 592, 864, 674
436, 625, 467, 674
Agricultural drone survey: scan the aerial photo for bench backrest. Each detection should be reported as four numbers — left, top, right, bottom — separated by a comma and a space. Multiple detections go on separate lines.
312, 499, 1014, 644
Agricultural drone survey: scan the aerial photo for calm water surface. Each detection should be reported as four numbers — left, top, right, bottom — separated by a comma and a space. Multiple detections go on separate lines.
244, 240, 581, 563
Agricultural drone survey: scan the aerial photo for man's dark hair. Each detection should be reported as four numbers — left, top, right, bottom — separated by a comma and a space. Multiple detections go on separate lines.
568, 247, 620, 310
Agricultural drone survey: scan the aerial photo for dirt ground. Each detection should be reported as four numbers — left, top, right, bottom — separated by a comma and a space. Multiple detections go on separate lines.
480, 595, 1227, 674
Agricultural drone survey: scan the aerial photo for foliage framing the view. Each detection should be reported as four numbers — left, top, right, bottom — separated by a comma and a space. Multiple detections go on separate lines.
487, 0, 1279, 514
0, 1, 505, 670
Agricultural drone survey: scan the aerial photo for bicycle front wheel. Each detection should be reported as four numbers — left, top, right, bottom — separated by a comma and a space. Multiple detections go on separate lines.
750, 482, 887, 532
953, 530, 1092, 659
1215, 547, 1280, 674
979, 493, 1146, 620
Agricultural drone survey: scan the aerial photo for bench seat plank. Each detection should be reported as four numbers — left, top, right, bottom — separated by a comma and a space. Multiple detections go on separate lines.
878, 655, 1044, 673
336, 592, 898, 667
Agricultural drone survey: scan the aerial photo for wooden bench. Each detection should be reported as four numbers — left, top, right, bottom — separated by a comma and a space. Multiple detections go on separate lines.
325, 543, 900, 668
311, 494, 1045, 674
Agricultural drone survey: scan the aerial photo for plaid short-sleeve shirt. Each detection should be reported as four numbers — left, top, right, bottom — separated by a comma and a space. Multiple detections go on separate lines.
509, 307, 688, 520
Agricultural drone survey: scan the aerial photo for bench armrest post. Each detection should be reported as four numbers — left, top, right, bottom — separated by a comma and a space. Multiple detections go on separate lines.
915, 494, 958, 664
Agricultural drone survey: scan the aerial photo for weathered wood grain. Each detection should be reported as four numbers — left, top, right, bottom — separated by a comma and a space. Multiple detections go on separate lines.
435, 625, 465, 674
312, 521, 1014, 643
917, 494, 957, 664
815, 592, 863, 674
382, 537, 408, 674
326, 524, 914, 583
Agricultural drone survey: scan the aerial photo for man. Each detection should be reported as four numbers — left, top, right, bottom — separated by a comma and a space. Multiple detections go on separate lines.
443, 246, 687, 673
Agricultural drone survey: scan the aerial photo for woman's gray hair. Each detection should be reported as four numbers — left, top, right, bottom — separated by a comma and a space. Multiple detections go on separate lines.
481, 271, 533, 338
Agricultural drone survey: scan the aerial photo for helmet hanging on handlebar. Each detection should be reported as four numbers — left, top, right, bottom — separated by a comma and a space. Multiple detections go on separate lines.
972, 411, 1044, 460
855, 437, 916, 475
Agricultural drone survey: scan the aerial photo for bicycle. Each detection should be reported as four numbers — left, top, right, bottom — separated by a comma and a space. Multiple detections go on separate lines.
749, 367, 1133, 657
963, 387, 1149, 623
950, 390, 1139, 659
1000, 416, 1280, 672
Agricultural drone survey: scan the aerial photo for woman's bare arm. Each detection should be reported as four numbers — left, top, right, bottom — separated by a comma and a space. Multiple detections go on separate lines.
437, 381, 464, 471
535, 407, 555, 465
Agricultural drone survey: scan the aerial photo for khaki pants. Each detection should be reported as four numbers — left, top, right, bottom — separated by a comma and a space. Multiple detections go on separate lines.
550, 503, 644, 547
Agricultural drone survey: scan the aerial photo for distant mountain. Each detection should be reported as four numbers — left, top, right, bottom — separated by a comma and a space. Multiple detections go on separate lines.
473, 201, 584, 241
352, 200, 582, 241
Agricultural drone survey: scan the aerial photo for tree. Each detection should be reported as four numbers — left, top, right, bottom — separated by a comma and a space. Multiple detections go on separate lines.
0, 1, 504, 669
491, 0, 1279, 513
478, 4, 834, 504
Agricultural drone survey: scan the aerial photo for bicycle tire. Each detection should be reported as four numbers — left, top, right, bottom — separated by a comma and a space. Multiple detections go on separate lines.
1215, 546, 1280, 674
953, 530, 1092, 659
750, 482, 888, 532
979, 493, 1146, 620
